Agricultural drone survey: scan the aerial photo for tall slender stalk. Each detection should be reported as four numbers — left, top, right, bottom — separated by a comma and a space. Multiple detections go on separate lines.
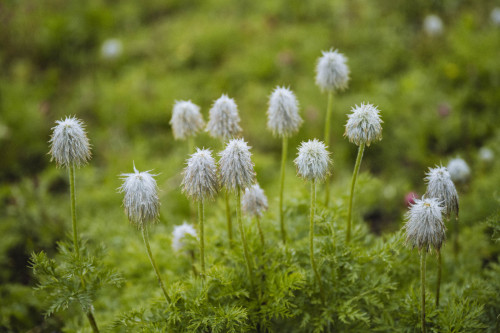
256, 217, 265, 248
187, 137, 195, 155
225, 192, 233, 246
309, 180, 324, 302
85, 312, 100, 333
69, 166, 80, 258
198, 200, 205, 277
453, 218, 459, 258
142, 226, 171, 303
436, 250, 442, 307
346, 143, 365, 243
237, 188, 254, 289
279, 136, 288, 243
323, 91, 333, 206
421, 251, 427, 333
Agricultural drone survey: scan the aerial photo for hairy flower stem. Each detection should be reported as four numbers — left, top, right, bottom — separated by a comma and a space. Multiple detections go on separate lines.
237, 188, 254, 290
346, 143, 365, 243
225, 192, 233, 247
86, 311, 100, 333
187, 137, 195, 155
310, 180, 324, 302
421, 251, 427, 333
324, 91, 333, 206
279, 136, 288, 243
142, 226, 171, 303
199, 201, 206, 278
453, 218, 459, 258
256, 217, 265, 247
436, 250, 442, 307
69, 166, 80, 258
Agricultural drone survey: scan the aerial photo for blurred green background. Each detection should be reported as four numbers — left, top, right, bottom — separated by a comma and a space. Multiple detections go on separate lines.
1, 0, 499, 331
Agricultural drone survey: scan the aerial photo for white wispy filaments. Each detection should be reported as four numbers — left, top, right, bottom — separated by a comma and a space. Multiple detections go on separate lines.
425, 166, 459, 219
344, 103, 383, 147
242, 183, 268, 218
172, 222, 197, 253
49, 116, 92, 167
447, 157, 470, 183
267, 86, 303, 137
219, 139, 256, 192
119, 165, 160, 228
181, 148, 218, 201
170, 100, 205, 140
295, 139, 331, 182
315, 49, 350, 92
404, 197, 446, 252
206, 94, 242, 140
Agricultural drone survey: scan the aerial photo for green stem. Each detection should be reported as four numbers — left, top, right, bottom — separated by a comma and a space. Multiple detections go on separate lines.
69, 166, 80, 258
199, 200, 205, 277
421, 250, 427, 333
187, 136, 195, 155
436, 250, 441, 307
453, 217, 459, 258
256, 216, 265, 248
85, 311, 100, 333
237, 188, 254, 289
142, 226, 171, 303
346, 143, 365, 243
279, 136, 288, 243
225, 191, 233, 247
310, 180, 324, 302
324, 91, 333, 206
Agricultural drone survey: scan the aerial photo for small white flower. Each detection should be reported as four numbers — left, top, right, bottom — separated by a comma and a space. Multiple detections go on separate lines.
267, 86, 303, 137
219, 139, 256, 192
425, 166, 459, 219
206, 94, 242, 140
242, 183, 268, 218
101, 39, 123, 59
404, 197, 446, 252
423, 15, 444, 36
447, 158, 470, 183
119, 165, 160, 228
170, 100, 205, 140
49, 116, 92, 168
181, 148, 219, 201
344, 103, 383, 147
491, 7, 500, 26
294, 139, 331, 182
315, 49, 350, 92
172, 222, 197, 253
479, 147, 494, 163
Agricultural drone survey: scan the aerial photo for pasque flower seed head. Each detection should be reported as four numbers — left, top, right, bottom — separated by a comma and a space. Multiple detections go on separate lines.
172, 222, 197, 253
219, 139, 256, 193
49, 116, 92, 168
315, 49, 350, 92
404, 197, 446, 252
206, 94, 242, 140
345, 103, 383, 147
181, 148, 219, 202
295, 139, 331, 182
425, 166, 459, 219
170, 100, 205, 140
119, 165, 160, 228
447, 157, 470, 183
267, 86, 303, 137
242, 183, 268, 218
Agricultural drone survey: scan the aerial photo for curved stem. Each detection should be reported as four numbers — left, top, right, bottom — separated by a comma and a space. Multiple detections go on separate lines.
421, 250, 427, 333
324, 91, 333, 206
256, 216, 265, 248
142, 226, 171, 303
310, 180, 324, 302
436, 250, 442, 307
237, 188, 254, 289
225, 191, 233, 247
346, 143, 365, 243
198, 200, 205, 277
279, 136, 288, 243
69, 166, 80, 258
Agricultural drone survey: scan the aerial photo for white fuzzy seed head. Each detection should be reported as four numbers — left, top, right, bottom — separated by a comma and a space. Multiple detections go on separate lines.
447, 158, 470, 183
172, 222, 197, 253
294, 139, 331, 182
242, 183, 268, 218
181, 148, 219, 202
119, 165, 160, 228
267, 86, 303, 137
170, 100, 205, 140
423, 14, 444, 36
424, 166, 459, 219
404, 197, 446, 252
49, 116, 92, 168
315, 49, 350, 92
344, 103, 383, 147
219, 139, 256, 193
206, 94, 242, 140
492, 8, 500, 26
479, 147, 494, 163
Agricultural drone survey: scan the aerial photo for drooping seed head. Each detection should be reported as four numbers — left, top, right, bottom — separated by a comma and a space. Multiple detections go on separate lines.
294, 139, 331, 182
404, 197, 446, 252
49, 116, 92, 168
181, 148, 219, 202
119, 165, 160, 228
170, 100, 205, 140
424, 166, 459, 219
267, 86, 303, 137
219, 139, 256, 193
344, 103, 383, 147
315, 49, 350, 92
447, 157, 470, 183
172, 222, 197, 253
206, 94, 242, 140
242, 183, 268, 218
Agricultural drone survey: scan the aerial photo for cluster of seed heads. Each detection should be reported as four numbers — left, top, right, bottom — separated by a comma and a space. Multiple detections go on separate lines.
344, 103, 383, 146
315, 49, 350, 92
49, 116, 92, 168
181, 148, 219, 202
206, 94, 242, 140
425, 166, 459, 219
219, 139, 256, 193
242, 183, 268, 218
267, 86, 303, 137
170, 100, 205, 140
294, 139, 331, 182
